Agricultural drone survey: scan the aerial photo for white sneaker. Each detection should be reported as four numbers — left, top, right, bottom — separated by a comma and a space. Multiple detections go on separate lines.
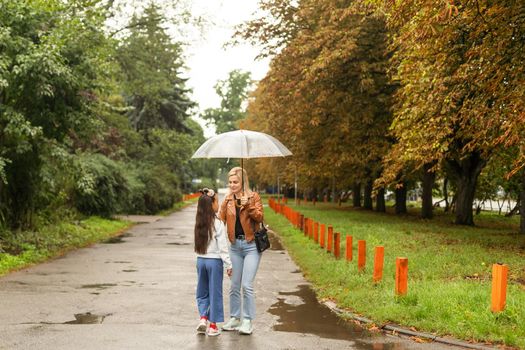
238, 319, 253, 335
196, 318, 207, 334
221, 317, 241, 331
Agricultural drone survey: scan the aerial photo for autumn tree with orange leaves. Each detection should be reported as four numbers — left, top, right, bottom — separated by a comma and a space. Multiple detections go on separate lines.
239, 0, 525, 232
240, 0, 394, 211
377, 0, 525, 227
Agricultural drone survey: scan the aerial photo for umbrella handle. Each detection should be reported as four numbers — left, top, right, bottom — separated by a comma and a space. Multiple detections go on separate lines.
241, 158, 245, 195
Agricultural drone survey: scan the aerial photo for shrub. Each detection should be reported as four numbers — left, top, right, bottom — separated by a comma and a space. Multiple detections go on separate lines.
73, 153, 129, 217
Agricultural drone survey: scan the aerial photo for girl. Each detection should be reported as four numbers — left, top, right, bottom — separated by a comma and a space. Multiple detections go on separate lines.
194, 188, 232, 336
219, 167, 263, 335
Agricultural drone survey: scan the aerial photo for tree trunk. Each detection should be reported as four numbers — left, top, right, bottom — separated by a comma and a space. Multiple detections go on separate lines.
375, 187, 385, 212
421, 163, 436, 219
505, 200, 520, 217
448, 152, 486, 226
395, 184, 407, 214
331, 176, 336, 203
521, 171, 525, 234
352, 182, 361, 207
363, 180, 373, 210
443, 177, 449, 212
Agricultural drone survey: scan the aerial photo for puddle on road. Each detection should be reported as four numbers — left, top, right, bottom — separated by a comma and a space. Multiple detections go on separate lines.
122, 269, 137, 272
103, 233, 132, 244
63, 312, 109, 324
80, 283, 117, 290
166, 242, 190, 246
8, 281, 29, 285
268, 284, 405, 350
153, 227, 172, 231
23, 312, 111, 325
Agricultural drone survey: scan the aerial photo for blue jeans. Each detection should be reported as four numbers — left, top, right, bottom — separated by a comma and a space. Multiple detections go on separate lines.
229, 238, 261, 320
196, 257, 224, 323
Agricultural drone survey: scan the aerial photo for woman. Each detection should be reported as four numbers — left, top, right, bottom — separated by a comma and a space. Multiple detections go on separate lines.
219, 167, 263, 335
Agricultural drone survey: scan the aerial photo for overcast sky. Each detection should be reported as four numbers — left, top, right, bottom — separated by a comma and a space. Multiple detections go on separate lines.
183, 0, 270, 137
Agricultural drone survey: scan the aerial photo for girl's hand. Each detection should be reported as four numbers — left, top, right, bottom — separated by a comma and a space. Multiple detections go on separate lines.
227, 268, 232, 277
240, 196, 248, 206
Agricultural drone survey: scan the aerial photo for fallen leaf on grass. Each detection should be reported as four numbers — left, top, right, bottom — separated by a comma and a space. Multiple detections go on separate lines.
368, 325, 380, 332
410, 336, 430, 343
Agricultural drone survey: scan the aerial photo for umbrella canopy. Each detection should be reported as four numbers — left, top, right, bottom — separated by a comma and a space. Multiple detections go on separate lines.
192, 129, 292, 159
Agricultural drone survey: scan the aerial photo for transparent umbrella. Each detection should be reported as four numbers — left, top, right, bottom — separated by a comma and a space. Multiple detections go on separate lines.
191, 129, 292, 192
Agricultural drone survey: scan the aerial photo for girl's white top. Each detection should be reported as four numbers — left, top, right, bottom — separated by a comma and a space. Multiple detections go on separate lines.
196, 217, 232, 270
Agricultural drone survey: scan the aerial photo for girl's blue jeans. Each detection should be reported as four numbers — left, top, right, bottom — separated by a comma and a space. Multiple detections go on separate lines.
196, 257, 224, 323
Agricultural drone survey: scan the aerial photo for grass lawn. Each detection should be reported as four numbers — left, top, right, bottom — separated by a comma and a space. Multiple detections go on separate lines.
0, 217, 132, 276
265, 200, 525, 349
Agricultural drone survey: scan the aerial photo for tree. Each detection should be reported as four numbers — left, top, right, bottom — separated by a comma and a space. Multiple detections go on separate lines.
117, 3, 195, 132
0, 0, 117, 227
201, 70, 253, 134
239, 1, 394, 205
378, 1, 525, 225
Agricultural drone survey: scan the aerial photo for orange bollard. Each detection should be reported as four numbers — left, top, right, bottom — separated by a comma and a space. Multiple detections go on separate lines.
373, 246, 384, 282
346, 235, 353, 261
395, 257, 408, 295
320, 224, 326, 248
491, 263, 509, 312
313, 222, 319, 242
357, 240, 366, 271
327, 226, 333, 253
334, 232, 340, 259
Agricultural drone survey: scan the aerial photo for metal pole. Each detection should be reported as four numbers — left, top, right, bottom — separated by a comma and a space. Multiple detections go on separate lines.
294, 167, 297, 203
277, 174, 280, 202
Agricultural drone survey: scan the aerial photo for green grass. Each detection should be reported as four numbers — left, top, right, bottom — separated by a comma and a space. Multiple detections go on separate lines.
265, 201, 525, 349
0, 217, 132, 276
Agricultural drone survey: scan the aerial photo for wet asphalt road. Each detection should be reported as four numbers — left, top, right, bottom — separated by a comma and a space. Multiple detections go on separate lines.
0, 205, 465, 350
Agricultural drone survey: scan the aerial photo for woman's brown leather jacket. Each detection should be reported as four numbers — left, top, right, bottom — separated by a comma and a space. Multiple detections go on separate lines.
219, 192, 263, 243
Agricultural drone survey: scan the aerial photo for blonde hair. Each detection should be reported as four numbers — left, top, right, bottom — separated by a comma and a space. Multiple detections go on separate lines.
228, 167, 252, 195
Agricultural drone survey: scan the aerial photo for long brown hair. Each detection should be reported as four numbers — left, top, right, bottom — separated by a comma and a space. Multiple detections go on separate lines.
194, 192, 217, 254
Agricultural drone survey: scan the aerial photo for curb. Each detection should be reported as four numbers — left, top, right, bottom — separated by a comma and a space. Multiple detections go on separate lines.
322, 300, 498, 350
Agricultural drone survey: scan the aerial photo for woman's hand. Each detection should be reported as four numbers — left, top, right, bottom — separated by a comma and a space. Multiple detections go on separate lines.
240, 195, 248, 206
227, 268, 232, 277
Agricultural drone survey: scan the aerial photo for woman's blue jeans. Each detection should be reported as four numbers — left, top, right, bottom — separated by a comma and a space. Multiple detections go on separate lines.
229, 238, 261, 320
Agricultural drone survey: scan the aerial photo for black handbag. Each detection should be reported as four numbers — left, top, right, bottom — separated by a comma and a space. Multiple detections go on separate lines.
254, 221, 270, 253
